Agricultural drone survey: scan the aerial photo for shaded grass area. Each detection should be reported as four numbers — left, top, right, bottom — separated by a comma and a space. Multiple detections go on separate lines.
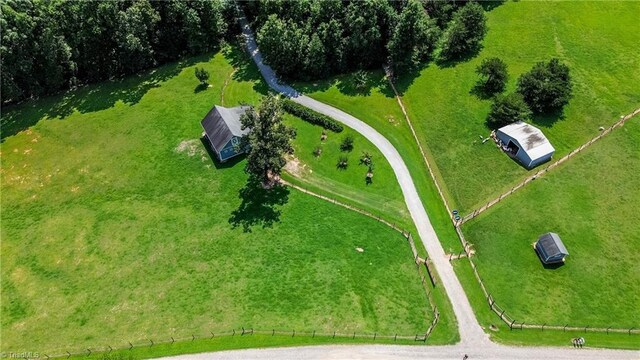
461, 120, 640, 330
0, 49, 433, 353
400, 1, 640, 213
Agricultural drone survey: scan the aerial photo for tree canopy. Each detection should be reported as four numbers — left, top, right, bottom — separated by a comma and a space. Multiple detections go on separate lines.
475, 57, 508, 95
1, 0, 230, 104
517, 58, 573, 113
240, 95, 296, 186
487, 92, 532, 128
439, 1, 487, 60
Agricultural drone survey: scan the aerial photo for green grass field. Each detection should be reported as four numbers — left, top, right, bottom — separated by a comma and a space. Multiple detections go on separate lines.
282, 114, 410, 229
400, 1, 640, 213
297, 72, 464, 255
0, 49, 436, 353
462, 119, 640, 330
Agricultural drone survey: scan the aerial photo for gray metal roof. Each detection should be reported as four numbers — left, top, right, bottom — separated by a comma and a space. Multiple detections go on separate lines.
537, 232, 569, 257
497, 122, 555, 160
201, 105, 250, 151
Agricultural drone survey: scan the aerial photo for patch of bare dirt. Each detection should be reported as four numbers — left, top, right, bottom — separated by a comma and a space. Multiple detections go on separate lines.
284, 155, 310, 178
175, 139, 206, 157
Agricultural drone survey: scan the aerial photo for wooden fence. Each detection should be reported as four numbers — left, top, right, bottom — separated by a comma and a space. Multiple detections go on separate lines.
459, 107, 640, 225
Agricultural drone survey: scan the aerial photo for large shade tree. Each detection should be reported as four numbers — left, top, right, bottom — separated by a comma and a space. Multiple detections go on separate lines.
439, 1, 487, 60
475, 57, 508, 95
240, 95, 296, 187
517, 58, 573, 113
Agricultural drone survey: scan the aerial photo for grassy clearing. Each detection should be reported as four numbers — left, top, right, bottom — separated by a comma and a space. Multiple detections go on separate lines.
0, 48, 434, 353
399, 1, 640, 213
461, 119, 640, 330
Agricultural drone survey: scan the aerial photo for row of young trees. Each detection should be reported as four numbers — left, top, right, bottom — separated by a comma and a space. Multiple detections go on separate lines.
246, 0, 487, 79
1, 0, 232, 104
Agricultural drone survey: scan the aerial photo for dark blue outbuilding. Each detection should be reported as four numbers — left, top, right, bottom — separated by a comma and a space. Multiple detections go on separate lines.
201, 105, 250, 162
535, 232, 569, 264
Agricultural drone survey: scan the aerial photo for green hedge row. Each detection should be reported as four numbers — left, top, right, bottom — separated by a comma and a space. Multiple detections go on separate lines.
282, 99, 344, 133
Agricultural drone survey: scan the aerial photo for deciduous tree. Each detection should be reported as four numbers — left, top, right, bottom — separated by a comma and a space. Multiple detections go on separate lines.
517, 58, 572, 113
240, 95, 296, 186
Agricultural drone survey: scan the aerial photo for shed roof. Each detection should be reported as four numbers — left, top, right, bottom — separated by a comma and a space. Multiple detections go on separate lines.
498, 122, 555, 160
537, 232, 569, 258
201, 105, 250, 151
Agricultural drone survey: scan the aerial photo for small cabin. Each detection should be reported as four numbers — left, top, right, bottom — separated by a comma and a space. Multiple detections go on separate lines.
201, 105, 250, 162
535, 232, 569, 264
496, 122, 555, 169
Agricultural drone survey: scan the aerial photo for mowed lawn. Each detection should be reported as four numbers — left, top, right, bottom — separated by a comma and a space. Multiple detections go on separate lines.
462, 119, 640, 328
283, 114, 410, 229
400, 1, 640, 213
0, 50, 432, 352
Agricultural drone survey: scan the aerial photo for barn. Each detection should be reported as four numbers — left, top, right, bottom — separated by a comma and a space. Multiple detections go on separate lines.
201, 105, 250, 162
535, 232, 569, 264
495, 122, 555, 169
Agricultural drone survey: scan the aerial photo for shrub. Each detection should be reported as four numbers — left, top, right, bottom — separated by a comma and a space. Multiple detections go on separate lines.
195, 67, 210, 85
487, 93, 532, 128
340, 135, 354, 152
360, 151, 372, 166
313, 146, 322, 157
282, 99, 343, 132
337, 156, 349, 169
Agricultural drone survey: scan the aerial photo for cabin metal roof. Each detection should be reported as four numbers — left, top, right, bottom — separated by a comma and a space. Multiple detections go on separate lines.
537, 232, 569, 258
201, 105, 250, 151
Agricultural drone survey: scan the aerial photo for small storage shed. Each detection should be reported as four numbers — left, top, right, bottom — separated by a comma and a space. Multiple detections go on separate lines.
496, 122, 555, 169
535, 232, 569, 264
201, 105, 250, 162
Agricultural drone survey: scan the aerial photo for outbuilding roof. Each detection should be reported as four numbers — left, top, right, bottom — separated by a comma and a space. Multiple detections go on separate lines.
201, 105, 250, 151
537, 232, 569, 258
498, 122, 555, 160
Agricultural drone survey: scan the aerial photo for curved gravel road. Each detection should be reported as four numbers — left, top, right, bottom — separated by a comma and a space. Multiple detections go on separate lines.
166, 11, 639, 359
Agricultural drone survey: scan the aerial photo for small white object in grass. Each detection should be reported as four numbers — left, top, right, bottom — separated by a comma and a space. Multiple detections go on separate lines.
355, 247, 364, 253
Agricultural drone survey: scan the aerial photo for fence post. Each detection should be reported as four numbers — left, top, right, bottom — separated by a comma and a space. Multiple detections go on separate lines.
333, 331, 336, 339
585, 326, 588, 333
313, 330, 315, 338
510, 320, 516, 330
394, 333, 397, 341
292, 329, 295, 337
564, 324, 568, 332
630, 328, 634, 335
374, 332, 377, 341
353, 332, 355, 339
272, 329, 275, 336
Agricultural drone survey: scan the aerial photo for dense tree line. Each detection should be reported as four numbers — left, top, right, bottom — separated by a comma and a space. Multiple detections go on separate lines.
245, 0, 487, 79
1, 0, 231, 104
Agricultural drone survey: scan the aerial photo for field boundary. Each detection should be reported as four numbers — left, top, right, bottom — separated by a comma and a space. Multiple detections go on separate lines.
458, 107, 640, 225
384, 66, 456, 223
453, 221, 639, 336
281, 179, 440, 341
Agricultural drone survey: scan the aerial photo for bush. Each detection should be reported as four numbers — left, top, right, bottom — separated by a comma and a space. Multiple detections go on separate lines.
313, 146, 322, 157
337, 156, 349, 169
340, 135, 354, 152
487, 93, 532, 128
195, 67, 210, 85
282, 99, 344, 132
439, 1, 487, 60
517, 58, 572, 113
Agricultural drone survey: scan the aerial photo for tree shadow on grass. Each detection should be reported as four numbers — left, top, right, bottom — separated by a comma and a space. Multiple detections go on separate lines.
531, 109, 566, 128
223, 44, 269, 96
194, 83, 210, 93
470, 82, 497, 100
1, 53, 210, 142
435, 46, 483, 70
229, 178, 290, 233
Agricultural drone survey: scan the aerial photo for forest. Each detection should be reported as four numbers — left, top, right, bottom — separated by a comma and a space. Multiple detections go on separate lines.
1, 0, 232, 104
2, 0, 487, 104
